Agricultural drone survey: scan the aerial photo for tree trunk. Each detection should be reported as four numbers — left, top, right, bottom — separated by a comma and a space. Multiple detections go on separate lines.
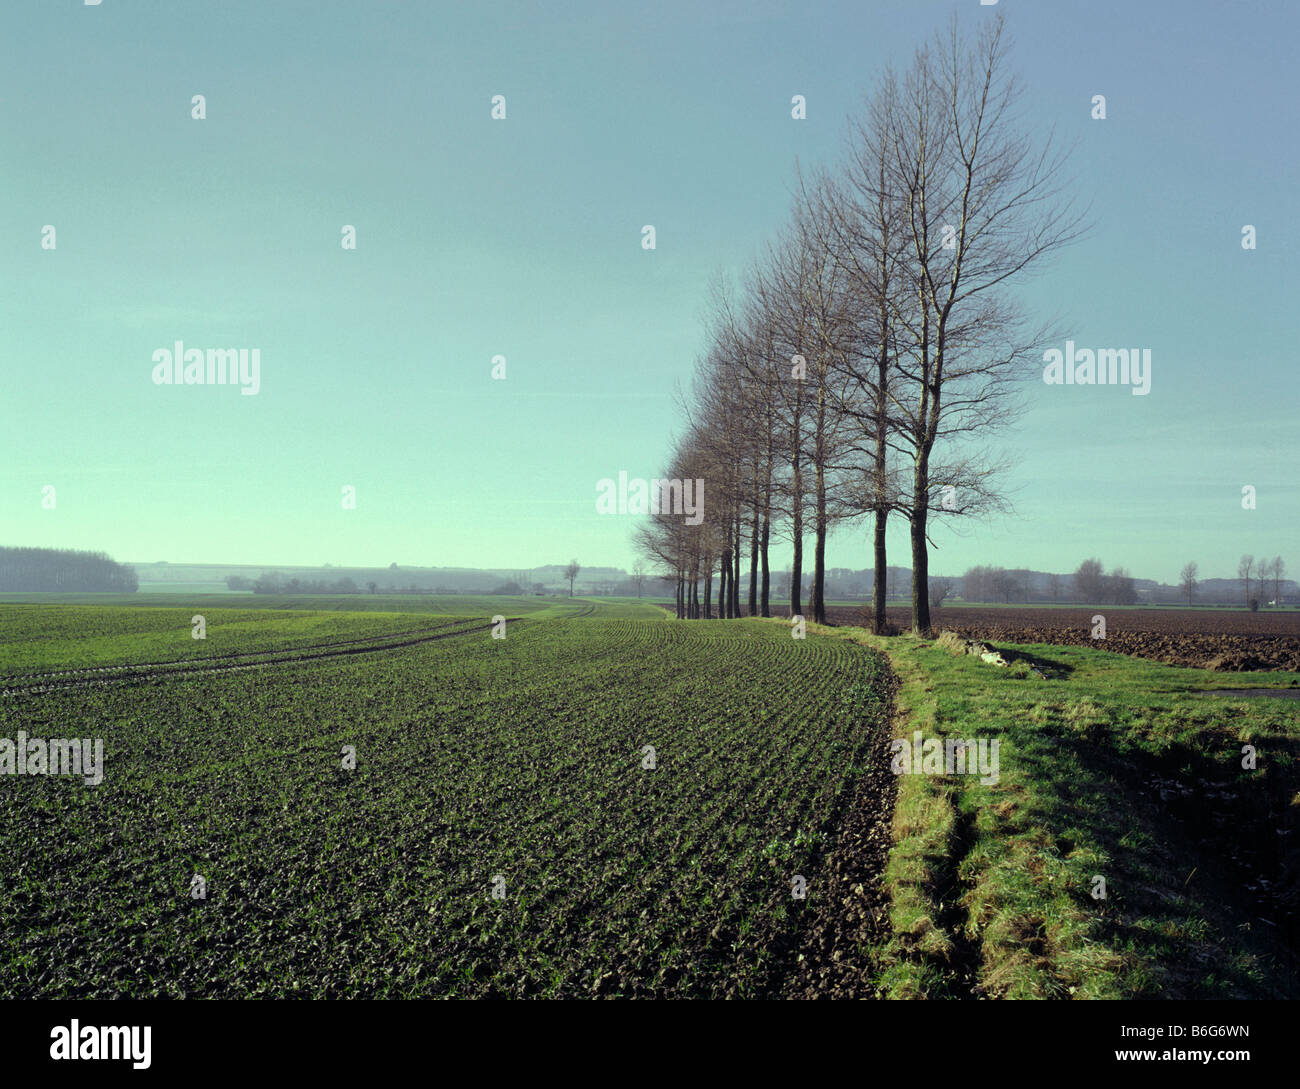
813, 521, 827, 625
748, 504, 759, 617
872, 511, 888, 634
910, 462, 931, 634
872, 332, 890, 634
761, 421, 773, 617
813, 468, 827, 625
790, 510, 803, 621
731, 516, 742, 618
790, 405, 803, 619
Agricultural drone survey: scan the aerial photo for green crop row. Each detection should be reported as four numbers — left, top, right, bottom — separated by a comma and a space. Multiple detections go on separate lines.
0, 608, 890, 998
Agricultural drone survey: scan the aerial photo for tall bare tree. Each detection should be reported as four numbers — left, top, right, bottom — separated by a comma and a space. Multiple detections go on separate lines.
1238, 554, 1254, 609
872, 14, 1087, 632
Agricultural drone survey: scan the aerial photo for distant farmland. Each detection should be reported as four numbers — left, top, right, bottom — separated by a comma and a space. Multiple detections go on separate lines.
761, 605, 1300, 673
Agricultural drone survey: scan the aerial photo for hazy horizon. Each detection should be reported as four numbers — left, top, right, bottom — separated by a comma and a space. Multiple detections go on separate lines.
4, 551, 1278, 590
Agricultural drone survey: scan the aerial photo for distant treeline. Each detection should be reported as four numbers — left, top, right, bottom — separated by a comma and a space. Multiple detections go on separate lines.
0, 547, 138, 592
229, 573, 365, 594
227, 573, 510, 595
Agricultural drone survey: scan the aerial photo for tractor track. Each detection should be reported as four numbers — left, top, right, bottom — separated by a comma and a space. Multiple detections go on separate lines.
0, 618, 518, 698
3, 617, 474, 682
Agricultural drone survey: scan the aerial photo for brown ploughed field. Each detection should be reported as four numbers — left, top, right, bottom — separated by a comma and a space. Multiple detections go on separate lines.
781, 605, 1300, 672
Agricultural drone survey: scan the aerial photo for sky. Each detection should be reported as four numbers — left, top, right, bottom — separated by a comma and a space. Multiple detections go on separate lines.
2, 0, 1296, 584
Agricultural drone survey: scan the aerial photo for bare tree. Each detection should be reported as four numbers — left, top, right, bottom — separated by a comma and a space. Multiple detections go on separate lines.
990, 569, 1019, 604
871, 14, 1087, 633
929, 576, 953, 613
1271, 556, 1286, 607
631, 562, 646, 599
1074, 558, 1105, 603
756, 205, 859, 625
1179, 561, 1198, 606
802, 146, 906, 634
1106, 567, 1136, 606
693, 280, 775, 620
565, 559, 580, 598
1238, 555, 1254, 610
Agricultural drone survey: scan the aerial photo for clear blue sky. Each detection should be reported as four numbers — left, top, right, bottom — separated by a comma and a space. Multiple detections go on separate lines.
2, 0, 1295, 583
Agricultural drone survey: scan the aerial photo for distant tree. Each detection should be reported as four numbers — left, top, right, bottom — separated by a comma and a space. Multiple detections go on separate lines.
491, 580, 523, 595
961, 565, 998, 603
1270, 556, 1286, 606
0, 546, 137, 593
1105, 567, 1137, 605
929, 577, 952, 613
1073, 558, 1106, 604
990, 569, 1018, 604
1256, 555, 1275, 606
565, 559, 581, 597
367, 581, 378, 594
253, 571, 283, 593
632, 562, 646, 599
1238, 555, 1254, 610
1047, 573, 1063, 602
1179, 562, 1198, 606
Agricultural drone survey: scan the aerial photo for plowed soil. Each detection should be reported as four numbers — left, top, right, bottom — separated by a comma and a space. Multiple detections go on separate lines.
784, 605, 1300, 672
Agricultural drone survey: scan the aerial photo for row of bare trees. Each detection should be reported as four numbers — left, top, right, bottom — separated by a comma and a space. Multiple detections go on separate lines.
637, 13, 1084, 632
1237, 555, 1287, 609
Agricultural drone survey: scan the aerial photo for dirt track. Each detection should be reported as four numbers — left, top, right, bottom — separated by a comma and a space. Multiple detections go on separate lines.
0, 619, 507, 698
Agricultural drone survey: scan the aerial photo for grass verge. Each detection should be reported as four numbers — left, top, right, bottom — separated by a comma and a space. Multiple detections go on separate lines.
800, 621, 1299, 999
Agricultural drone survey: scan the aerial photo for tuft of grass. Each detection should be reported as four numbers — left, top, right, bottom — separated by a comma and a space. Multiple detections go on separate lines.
935, 630, 969, 656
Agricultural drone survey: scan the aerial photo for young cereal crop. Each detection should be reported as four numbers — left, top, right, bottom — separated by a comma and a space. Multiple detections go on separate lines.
0, 605, 894, 998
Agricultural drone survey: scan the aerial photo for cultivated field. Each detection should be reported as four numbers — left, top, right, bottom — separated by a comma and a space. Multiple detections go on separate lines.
773, 605, 1300, 673
0, 600, 893, 998
2, 597, 1296, 999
